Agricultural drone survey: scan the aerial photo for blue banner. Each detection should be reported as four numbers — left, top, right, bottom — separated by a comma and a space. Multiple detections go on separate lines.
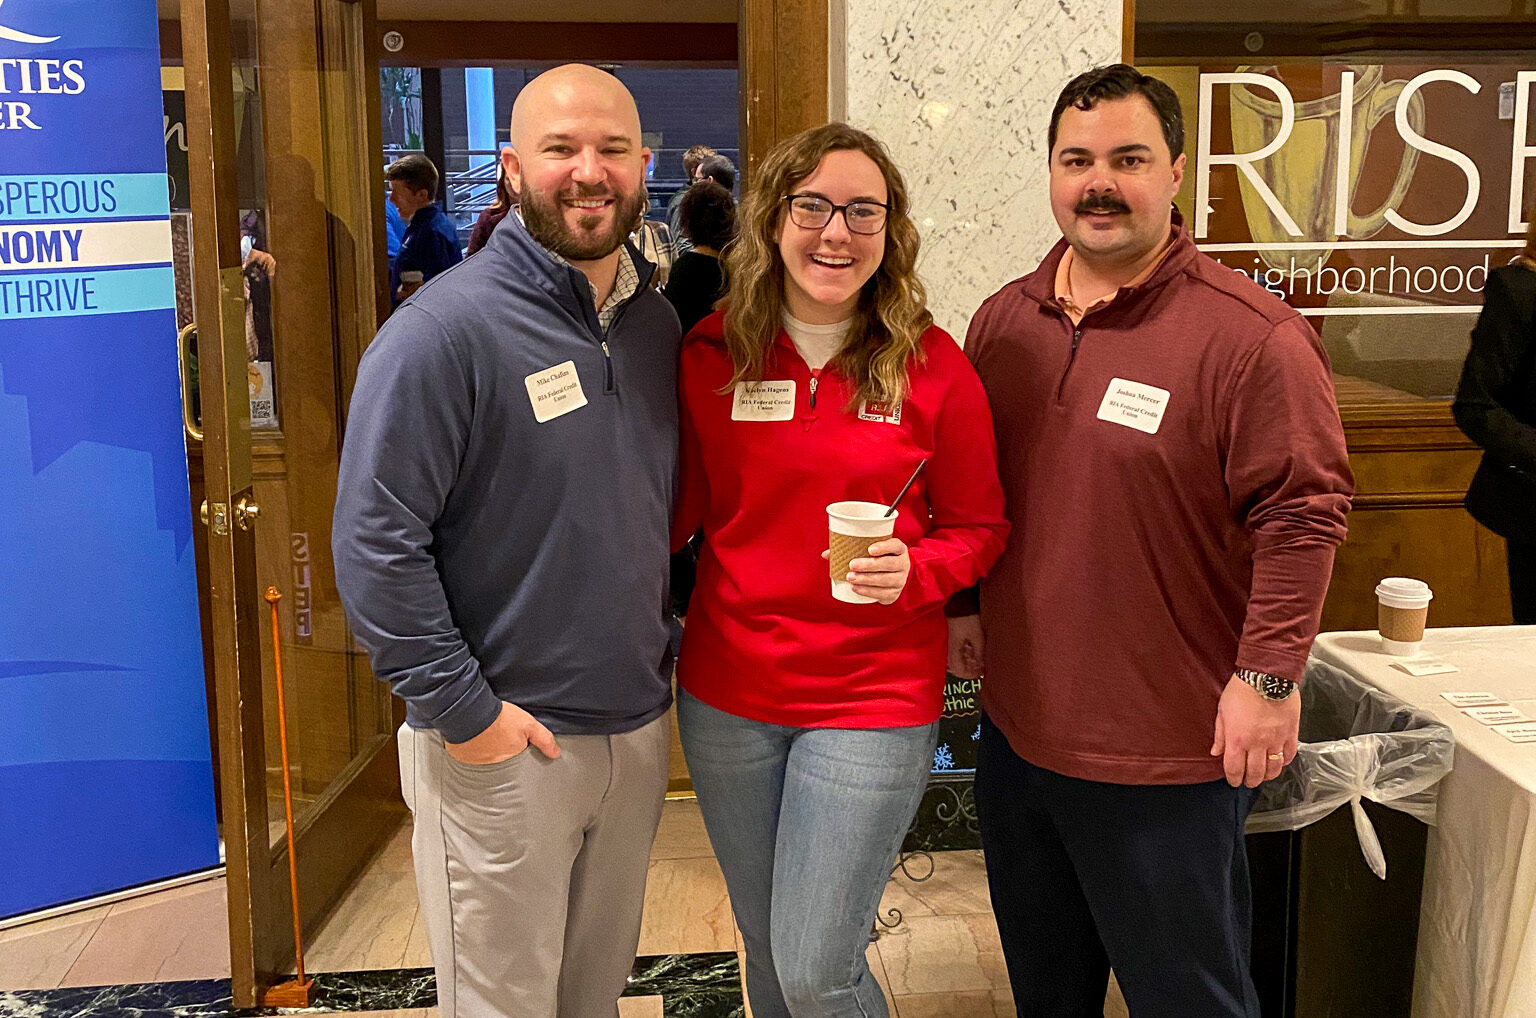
0, 0, 220, 919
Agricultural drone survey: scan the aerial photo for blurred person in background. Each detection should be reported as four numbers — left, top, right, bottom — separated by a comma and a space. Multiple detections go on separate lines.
466, 163, 514, 256
664, 180, 736, 335
385, 153, 462, 305
1455, 215, 1536, 624
696, 153, 737, 193
669, 143, 717, 253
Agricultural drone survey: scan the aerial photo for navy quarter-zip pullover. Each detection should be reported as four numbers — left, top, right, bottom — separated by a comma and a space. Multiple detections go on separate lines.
334, 213, 682, 743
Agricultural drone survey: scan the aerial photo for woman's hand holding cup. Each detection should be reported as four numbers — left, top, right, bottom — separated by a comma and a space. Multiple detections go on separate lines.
821, 538, 911, 605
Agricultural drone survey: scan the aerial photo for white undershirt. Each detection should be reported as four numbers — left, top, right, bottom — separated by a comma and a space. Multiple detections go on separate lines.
782, 309, 850, 371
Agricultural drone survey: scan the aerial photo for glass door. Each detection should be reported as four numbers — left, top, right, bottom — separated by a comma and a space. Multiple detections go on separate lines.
174, 0, 399, 1003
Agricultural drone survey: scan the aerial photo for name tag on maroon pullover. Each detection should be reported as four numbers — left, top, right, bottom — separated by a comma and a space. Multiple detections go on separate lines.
1096, 378, 1170, 434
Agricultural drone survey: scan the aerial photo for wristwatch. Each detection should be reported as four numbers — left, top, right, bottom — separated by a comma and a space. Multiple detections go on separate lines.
1236, 667, 1296, 701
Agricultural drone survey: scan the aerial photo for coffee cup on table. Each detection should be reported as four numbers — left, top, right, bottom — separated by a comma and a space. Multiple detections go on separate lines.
1375, 577, 1433, 656
827, 501, 898, 604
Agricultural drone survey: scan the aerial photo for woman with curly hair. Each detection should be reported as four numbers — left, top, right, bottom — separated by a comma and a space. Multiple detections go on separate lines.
671, 122, 1010, 1016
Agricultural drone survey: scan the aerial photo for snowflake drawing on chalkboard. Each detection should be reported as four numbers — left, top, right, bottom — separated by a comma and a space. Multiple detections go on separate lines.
972, 725, 981, 741
933, 743, 955, 770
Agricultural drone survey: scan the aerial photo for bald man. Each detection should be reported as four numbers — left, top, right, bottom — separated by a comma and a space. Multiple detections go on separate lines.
334, 64, 681, 1017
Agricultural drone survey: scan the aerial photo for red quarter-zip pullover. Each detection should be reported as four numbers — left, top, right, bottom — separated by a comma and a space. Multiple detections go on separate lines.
674, 315, 1010, 727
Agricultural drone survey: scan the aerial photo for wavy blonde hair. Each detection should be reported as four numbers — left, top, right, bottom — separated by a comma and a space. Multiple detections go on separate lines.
720, 123, 932, 407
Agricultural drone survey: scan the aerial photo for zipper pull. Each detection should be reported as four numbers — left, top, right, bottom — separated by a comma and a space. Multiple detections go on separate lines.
601, 340, 615, 393
808, 372, 820, 410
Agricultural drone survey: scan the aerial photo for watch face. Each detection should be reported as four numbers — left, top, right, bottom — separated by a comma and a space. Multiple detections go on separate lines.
1240, 669, 1294, 700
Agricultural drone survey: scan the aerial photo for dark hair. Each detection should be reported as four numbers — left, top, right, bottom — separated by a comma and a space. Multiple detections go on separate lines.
384, 153, 440, 198
678, 180, 736, 250
488, 163, 513, 215
1049, 64, 1184, 161
682, 144, 717, 177
697, 154, 737, 191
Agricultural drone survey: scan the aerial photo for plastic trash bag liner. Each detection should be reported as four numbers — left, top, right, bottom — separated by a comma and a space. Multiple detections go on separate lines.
1246, 660, 1455, 879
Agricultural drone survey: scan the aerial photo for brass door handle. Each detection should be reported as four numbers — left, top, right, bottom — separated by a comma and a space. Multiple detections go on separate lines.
177, 322, 203, 443
233, 495, 260, 531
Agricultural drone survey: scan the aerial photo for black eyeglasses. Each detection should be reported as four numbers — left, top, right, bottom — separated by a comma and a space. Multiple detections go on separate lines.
782, 194, 890, 235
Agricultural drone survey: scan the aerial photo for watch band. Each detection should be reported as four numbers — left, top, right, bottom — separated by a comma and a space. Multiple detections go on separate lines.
1236, 667, 1296, 701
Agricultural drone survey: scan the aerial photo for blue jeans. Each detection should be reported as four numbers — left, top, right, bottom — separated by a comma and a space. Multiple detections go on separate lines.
677, 688, 938, 1018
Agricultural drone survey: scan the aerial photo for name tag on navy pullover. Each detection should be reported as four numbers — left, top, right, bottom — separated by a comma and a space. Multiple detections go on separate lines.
526, 360, 589, 422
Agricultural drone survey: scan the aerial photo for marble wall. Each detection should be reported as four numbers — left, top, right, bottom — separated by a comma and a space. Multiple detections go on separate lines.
834, 0, 1123, 338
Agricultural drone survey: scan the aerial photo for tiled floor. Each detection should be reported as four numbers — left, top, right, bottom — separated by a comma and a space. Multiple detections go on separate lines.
0, 799, 1129, 1017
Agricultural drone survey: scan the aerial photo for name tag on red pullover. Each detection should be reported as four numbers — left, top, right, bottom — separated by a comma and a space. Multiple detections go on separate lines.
1096, 377, 1170, 434
731, 380, 796, 421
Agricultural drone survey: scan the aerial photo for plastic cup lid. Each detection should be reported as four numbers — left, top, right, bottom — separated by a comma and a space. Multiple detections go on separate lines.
1375, 576, 1433, 604
827, 500, 894, 522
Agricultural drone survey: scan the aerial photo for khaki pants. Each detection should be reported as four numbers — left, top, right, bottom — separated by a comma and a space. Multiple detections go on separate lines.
398, 712, 670, 1018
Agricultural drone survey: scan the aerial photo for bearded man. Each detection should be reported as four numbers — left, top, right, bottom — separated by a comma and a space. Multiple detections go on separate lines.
333, 64, 680, 1018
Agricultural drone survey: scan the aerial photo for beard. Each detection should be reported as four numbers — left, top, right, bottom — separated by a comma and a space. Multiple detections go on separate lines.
519, 181, 649, 262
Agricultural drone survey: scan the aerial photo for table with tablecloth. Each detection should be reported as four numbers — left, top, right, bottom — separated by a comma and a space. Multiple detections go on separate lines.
1310, 626, 1536, 1018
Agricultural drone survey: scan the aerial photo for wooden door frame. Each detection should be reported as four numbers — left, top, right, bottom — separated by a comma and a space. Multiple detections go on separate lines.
181, 0, 271, 998
739, 0, 828, 184
181, 0, 402, 1004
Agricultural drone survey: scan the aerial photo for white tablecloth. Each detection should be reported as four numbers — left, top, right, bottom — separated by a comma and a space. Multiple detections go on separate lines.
1311, 627, 1536, 1018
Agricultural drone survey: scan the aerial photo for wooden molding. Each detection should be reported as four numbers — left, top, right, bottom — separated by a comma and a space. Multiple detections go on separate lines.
375, 21, 736, 65
1136, 18, 1536, 60
739, 0, 828, 186
1122, 0, 1135, 63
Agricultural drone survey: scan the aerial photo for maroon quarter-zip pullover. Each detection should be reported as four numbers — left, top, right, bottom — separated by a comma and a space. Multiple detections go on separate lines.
965, 215, 1353, 785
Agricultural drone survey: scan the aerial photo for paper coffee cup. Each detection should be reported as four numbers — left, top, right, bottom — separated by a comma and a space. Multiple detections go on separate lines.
827, 501, 897, 604
1375, 577, 1432, 655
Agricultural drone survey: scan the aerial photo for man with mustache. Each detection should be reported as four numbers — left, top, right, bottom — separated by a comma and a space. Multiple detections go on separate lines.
333, 64, 679, 1018
951, 64, 1353, 1014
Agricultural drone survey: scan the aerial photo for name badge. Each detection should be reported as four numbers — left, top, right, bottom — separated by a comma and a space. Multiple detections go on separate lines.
731, 380, 796, 421
525, 361, 589, 423
858, 399, 903, 424
1495, 722, 1536, 744
1096, 377, 1170, 435
1465, 705, 1532, 726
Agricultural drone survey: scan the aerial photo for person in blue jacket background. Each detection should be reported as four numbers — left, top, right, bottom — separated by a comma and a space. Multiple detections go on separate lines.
384, 153, 461, 306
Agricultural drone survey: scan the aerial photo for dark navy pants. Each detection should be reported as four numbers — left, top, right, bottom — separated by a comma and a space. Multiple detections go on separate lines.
975, 714, 1260, 1018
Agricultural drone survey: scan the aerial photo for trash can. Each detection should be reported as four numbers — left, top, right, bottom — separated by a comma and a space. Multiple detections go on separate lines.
1245, 660, 1455, 1018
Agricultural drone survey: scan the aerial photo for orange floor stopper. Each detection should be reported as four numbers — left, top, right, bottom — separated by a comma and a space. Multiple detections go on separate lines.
259, 586, 314, 1008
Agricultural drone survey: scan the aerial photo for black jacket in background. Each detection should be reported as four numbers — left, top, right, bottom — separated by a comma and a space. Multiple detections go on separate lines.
1454, 262, 1536, 540
663, 251, 725, 337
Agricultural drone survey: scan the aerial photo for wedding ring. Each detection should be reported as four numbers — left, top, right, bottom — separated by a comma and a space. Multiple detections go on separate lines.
1267, 753, 1283, 761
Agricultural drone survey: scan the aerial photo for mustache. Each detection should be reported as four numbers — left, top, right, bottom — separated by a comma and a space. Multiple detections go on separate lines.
1075, 195, 1130, 215
563, 184, 614, 200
